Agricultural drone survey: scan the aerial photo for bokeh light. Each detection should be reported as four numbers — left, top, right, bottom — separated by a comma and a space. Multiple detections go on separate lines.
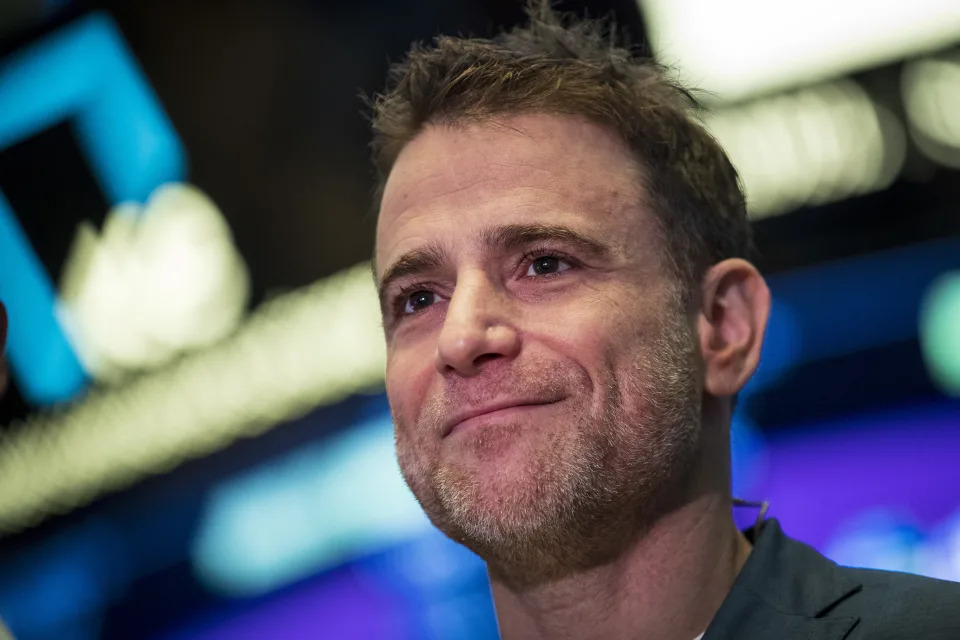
0, 2, 958, 638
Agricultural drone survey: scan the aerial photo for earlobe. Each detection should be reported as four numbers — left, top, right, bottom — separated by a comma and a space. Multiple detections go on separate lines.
697, 259, 770, 397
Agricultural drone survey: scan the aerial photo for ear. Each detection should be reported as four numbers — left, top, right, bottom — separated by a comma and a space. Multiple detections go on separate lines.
697, 259, 770, 397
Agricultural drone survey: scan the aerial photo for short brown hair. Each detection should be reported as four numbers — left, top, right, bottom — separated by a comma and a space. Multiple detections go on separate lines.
369, 3, 753, 299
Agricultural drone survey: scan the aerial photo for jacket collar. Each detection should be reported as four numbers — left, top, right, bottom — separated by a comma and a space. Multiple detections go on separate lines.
703, 519, 862, 640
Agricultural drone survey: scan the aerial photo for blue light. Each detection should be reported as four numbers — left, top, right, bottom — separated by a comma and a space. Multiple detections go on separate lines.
191, 412, 430, 596
743, 236, 960, 397
0, 192, 83, 404
0, 517, 127, 640
0, 13, 186, 404
767, 238, 960, 365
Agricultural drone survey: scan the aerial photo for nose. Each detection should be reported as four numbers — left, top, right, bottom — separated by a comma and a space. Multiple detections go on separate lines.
435, 271, 521, 376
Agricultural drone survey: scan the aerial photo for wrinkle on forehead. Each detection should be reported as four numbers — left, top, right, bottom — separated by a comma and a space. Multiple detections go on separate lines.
375, 114, 654, 277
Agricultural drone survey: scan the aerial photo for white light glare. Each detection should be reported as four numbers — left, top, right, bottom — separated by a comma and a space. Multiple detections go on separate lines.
903, 52, 960, 168
640, 0, 960, 102
58, 183, 250, 382
703, 80, 905, 219
0, 262, 385, 533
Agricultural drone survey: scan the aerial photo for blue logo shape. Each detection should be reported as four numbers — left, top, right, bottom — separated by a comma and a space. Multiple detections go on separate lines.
0, 13, 186, 404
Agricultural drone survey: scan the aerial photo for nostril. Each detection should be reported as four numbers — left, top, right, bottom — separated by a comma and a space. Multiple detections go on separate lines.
473, 353, 501, 367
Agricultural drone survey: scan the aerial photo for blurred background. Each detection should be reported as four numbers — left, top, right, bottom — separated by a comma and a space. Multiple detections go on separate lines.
0, 0, 959, 638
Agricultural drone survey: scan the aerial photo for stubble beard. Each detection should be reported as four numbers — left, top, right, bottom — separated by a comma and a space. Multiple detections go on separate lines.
394, 309, 702, 587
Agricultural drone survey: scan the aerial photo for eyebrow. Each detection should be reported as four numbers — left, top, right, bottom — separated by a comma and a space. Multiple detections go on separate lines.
377, 223, 610, 309
480, 223, 610, 258
377, 242, 450, 310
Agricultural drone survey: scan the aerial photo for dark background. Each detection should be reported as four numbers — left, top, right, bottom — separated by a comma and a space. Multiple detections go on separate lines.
2, 0, 957, 428
0, 1, 958, 639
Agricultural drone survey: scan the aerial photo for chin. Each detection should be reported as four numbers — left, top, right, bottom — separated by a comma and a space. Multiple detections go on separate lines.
434, 431, 585, 539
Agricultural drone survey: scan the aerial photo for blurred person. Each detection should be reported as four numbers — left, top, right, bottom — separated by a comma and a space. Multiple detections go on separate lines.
369, 4, 960, 639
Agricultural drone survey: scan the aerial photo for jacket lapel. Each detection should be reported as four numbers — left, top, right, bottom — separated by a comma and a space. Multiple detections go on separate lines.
703, 519, 862, 640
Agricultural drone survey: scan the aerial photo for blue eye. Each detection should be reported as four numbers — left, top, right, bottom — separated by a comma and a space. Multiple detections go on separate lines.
403, 290, 436, 314
527, 255, 571, 276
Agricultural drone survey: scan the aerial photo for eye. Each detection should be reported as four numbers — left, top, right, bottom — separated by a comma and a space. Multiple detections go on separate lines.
526, 255, 572, 276
403, 290, 436, 314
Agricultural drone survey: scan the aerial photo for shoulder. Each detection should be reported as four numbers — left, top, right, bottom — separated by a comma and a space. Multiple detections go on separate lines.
832, 565, 960, 639
716, 520, 960, 640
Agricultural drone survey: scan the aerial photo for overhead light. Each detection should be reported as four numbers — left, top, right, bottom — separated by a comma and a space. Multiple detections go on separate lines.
902, 51, 960, 167
59, 183, 250, 382
639, 0, 960, 102
0, 13, 187, 405
702, 80, 905, 218
0, 262, 385, 534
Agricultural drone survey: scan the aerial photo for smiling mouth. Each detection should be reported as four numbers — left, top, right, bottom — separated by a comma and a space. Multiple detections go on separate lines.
443, 399, 561, 437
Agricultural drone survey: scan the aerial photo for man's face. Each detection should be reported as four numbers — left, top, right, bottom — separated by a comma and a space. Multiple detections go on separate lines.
375, 114, 702, 577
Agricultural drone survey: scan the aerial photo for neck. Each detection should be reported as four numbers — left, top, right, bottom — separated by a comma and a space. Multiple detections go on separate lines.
490, 492, 751, 640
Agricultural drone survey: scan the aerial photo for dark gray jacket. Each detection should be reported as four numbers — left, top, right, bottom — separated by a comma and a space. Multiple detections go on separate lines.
704, 519, 960, 639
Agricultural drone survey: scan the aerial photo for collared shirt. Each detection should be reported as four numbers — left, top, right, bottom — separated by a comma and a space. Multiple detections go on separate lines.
702, 519, 960, 639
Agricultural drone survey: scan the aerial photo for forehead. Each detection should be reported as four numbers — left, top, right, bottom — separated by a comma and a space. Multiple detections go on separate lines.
375, 114, 654, 276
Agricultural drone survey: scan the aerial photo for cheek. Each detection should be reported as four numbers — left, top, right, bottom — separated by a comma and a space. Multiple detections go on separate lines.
544, 301, 634, 363
385, 346, 436, 427
536, 293, 662, 395
520, 306, 626, 412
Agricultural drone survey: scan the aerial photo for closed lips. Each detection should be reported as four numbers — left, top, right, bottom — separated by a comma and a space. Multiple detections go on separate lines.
443, 398, 561, 436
